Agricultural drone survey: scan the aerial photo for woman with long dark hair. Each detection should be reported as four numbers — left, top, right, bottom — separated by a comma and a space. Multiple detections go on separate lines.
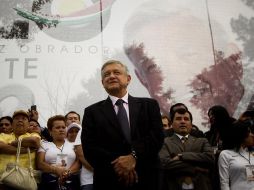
218, 120, 254, 190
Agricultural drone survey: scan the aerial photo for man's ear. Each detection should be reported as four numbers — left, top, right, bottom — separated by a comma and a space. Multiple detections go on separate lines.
127, 74, 131, 84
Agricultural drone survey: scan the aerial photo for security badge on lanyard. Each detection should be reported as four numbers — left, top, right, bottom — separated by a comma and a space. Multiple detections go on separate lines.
56, 154, 68, 167
239, 151, 254, 181
246, 165, 254, 181
55, 142, 68, 167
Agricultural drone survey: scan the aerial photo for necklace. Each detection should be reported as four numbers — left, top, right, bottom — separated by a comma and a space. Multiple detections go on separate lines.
54, 141, 65, 153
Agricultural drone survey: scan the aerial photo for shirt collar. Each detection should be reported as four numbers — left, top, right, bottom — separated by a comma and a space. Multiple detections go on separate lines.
109, 92, 129, 105
175, 133, 189, 140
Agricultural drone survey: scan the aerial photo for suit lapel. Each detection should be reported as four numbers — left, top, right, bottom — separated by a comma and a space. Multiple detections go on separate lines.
184, 135, 195, 151
172, 134, 185, 152
100, 96, 141, 141
128, 95, 141, 137
101, 97, 123, 135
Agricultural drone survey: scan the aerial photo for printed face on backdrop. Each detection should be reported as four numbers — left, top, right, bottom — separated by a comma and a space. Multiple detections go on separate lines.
124, 3, 244, 127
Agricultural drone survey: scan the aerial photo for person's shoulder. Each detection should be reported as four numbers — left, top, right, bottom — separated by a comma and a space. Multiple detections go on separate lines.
130, 96, 158, 104
219, 149, 237, 159
39, 140, 54, 152
30, 132, 41, 138
0, 132, 15, 142
41, 139, 51, 146
189, 135, 208, 143
164, 135, 176, 143
204, 130, 210, 137
65, 139, 75, 146
85, 99, 108, 110
220, 149, 235, 155
21, 132, 41, 139
0, 132, 12, 137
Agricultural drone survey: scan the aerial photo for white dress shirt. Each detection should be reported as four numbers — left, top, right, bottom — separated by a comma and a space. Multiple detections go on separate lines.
109, 92, 130, 123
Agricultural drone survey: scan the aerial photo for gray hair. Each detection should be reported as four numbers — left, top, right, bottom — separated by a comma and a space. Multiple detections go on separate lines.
101, 60, 129, 77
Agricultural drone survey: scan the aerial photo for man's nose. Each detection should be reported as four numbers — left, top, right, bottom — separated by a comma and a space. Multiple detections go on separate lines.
180, 118, 186, 122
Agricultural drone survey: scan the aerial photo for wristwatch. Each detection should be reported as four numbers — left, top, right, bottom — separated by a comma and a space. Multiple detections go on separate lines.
131, 150, 138, 160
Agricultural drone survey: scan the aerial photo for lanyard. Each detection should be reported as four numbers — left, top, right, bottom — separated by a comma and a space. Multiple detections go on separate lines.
239, 151, 251, 164
55, 142, 65, 153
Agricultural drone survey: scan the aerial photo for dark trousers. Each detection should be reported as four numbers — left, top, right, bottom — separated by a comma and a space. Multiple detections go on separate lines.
38, 173, 80, 190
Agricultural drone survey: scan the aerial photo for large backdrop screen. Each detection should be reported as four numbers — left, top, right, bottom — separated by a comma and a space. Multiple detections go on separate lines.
1, 0, 254, 130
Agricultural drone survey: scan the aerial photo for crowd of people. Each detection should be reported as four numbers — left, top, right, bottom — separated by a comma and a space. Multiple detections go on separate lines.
0, 60, 254, 190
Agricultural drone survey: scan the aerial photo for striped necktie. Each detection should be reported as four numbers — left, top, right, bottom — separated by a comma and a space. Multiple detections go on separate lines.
181, 136, 187, 144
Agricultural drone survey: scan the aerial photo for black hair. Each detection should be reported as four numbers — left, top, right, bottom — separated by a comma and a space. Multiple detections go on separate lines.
208, 105, 234, 131
0, 116, 13, 124
64, 111, 81, 121
170, 108, 193, 123
241, 110, 254, 118
169, 103, 188, 119
230, 120, 253, 151
29, 119, 41, 128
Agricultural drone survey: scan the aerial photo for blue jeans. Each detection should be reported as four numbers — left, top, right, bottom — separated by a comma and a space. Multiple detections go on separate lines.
81, 184, 93, 190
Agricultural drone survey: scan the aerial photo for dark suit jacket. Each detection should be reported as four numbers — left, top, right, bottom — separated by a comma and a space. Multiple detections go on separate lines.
81, 95, 164, 190
159, 134, 214, 190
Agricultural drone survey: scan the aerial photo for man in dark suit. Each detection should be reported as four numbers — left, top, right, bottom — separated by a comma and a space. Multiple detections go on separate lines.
81, 60, 164, 190
159, 108, 214, 190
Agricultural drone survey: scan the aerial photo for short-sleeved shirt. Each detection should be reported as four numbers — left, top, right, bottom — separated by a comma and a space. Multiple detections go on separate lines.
38, 139, 76, 169
74, 130, 93, 186
0, 132, 41, 175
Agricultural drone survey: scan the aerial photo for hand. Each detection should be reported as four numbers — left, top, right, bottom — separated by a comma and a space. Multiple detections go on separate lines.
54, 167, 67, 184
62, 169, 71, 180
29, 110, 39, 121
111, 154, 137, 186
118, 168, 138, 186
172, 155, 180, 161
111, 154, 136, 175
54, 166, 66, 177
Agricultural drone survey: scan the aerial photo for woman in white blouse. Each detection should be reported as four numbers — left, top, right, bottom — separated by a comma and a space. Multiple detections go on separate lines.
218, 120, 254, 190
37, 115, 81, 190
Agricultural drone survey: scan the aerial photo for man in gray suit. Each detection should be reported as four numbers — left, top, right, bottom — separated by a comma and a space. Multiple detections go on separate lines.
159, 108, 214, 190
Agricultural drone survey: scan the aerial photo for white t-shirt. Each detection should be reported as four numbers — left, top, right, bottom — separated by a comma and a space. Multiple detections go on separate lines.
38, 140, 76, 169
74, 129, 93, 186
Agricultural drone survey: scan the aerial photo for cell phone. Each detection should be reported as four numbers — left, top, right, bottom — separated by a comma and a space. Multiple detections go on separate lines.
31, 105, 37, 111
